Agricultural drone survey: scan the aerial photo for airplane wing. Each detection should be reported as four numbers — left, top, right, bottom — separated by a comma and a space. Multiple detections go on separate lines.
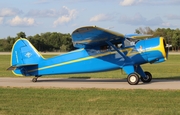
125, 34, 153, 39
71, 26, 125, 48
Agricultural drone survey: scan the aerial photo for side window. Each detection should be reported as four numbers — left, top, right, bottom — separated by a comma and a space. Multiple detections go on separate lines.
114, 43, 122, 48
110, 43, 122, 50
100, 45, 109, 52
100, 42, 122, 52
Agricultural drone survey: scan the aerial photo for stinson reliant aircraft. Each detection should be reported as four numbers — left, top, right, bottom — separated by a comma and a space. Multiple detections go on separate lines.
7, 26, 168, 85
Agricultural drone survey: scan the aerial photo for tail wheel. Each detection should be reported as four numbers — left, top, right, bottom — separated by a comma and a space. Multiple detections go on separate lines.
127, 73, 140, 85
32, 75, 41, 82
141, 71, 152, 83
32, 77, 37, 82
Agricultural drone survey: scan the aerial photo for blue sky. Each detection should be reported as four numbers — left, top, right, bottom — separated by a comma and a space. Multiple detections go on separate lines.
0, 0, 180, 38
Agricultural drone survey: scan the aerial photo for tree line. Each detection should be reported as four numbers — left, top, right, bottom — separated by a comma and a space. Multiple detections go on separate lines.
0, 27, 180, 52
135, 27, 180, 51
0, 32, 74, 52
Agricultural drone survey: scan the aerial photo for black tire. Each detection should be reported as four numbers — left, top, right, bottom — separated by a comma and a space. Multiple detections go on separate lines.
32, 77, 37, 82
141, 71, 152, 83
127, 73, 140, 85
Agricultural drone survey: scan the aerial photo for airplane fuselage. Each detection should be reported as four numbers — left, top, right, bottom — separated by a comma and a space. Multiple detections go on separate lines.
22, 37, 167, 76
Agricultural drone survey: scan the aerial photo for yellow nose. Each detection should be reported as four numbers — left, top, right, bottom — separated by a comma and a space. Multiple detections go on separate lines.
159, 37, 167, 60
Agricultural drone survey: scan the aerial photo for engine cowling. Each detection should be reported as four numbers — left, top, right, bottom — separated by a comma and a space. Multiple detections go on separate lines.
135, 37, 168, 64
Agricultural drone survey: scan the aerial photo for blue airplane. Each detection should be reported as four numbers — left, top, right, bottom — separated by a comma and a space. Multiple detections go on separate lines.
7, 26, 168, 85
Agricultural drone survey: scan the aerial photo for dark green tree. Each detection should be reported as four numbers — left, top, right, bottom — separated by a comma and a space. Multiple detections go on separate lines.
17, 32, 26, 38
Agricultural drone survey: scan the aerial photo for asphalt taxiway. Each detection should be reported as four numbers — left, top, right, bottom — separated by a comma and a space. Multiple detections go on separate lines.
0, 78, 180, 90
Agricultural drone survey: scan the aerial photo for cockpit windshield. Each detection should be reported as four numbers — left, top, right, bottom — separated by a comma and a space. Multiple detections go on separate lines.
126, 38, 139, 43
124, 38, 139, 47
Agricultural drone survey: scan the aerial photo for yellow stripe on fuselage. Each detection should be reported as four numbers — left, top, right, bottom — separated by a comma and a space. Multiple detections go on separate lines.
28, 51, 116, 72
28, 47, 139, 73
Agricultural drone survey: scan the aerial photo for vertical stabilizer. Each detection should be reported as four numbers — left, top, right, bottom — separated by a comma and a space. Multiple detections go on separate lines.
11, 38, 43, 66
10, 38, 44, 76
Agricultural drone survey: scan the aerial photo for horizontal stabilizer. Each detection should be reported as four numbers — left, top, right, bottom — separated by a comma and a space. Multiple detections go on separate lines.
7, 64, 38, 70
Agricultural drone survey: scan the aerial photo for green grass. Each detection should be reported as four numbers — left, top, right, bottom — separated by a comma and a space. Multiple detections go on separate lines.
1, 55, 180, 115
0, 87, 180, 115
1, 54, 180, 79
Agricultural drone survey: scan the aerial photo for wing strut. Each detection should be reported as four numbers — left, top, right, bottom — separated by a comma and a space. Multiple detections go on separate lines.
106, 41, 128, 61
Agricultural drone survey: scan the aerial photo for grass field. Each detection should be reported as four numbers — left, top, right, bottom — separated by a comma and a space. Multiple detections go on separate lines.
1, 54, 180, 79
0, 55, 180, 115
0, 88, 180, 115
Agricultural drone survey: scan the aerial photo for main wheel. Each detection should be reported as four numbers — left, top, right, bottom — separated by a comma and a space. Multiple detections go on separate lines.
32, 77, 37, 82
141, 71, 152, 83
127, 73, 140, 85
